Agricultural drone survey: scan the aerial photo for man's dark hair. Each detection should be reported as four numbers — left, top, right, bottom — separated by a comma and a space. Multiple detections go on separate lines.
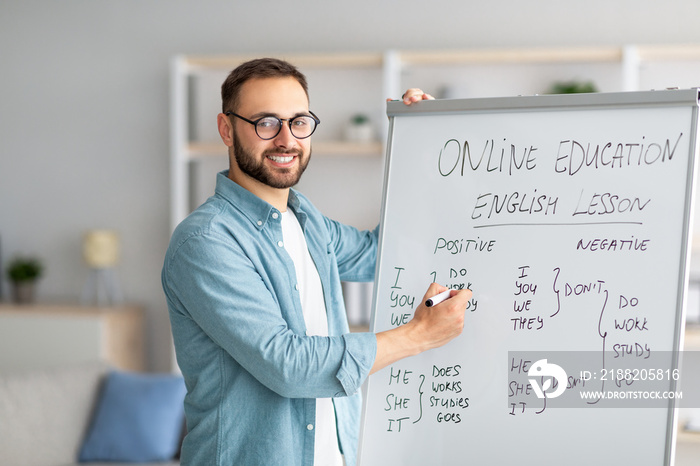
221, 58, 309, 113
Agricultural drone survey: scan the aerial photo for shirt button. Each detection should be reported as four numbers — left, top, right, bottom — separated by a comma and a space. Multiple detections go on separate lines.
307, 424, 314, 431
295, 284, 299, 290
277, 241, 284, 247
257, 220, 263, 226
272, 212, 279, 219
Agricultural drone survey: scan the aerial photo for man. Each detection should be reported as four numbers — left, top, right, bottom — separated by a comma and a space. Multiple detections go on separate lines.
162, 58, 472, 466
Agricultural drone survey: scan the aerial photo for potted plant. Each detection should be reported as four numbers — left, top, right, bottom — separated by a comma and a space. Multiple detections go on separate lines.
547, 80, 598, 94
344, 113, 374, 142
6, 256, 43, 304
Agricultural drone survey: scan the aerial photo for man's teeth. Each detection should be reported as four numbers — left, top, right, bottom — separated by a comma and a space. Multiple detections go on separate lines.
268, 155, 294, 163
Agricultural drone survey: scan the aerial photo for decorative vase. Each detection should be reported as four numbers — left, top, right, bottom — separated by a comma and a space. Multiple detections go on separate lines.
345, 114, 375, 143
345, 122, 374, 143
11, 281, 36, 304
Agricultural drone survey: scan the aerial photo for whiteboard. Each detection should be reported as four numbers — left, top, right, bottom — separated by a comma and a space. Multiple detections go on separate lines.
358, 90, 700, 466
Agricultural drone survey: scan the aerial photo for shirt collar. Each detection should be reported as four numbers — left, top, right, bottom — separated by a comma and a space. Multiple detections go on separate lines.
215, 170, 302, 229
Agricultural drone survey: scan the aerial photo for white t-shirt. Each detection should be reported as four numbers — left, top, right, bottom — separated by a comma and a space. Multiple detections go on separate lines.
281, 210, 344, 466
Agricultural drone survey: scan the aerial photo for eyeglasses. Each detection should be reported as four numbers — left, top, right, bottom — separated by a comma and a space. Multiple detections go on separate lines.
225, 111, 320, 140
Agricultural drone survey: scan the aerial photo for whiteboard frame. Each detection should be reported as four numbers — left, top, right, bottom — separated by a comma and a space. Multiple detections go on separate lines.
361, 89, 700, 466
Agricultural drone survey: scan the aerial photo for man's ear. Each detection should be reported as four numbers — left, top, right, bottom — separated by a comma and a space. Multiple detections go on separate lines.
217, 113, 234, 147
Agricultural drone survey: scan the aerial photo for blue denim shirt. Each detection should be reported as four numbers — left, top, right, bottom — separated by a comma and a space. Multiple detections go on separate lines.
162, 171, 378, 466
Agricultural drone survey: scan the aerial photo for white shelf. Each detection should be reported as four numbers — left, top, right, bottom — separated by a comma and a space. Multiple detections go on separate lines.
400, 46, 625, 65
637, 44, 700, 61
182, 52, 385, 70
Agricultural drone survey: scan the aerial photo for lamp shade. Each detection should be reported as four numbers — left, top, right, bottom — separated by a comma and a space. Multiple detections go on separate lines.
83, 230, 120, 268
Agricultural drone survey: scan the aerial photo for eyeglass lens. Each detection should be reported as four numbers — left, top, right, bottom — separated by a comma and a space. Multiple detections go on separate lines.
256, 115, 317, 140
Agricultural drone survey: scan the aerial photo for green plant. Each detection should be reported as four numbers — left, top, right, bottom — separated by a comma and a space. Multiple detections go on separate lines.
547, 80, 599, 94
351, 114, 370, 125
7, 257, 43, 282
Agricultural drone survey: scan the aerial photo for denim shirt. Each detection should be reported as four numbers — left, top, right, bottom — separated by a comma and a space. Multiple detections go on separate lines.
162, 171, 378, 466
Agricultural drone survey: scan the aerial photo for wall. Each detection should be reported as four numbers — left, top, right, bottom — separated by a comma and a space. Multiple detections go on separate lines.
2, 0, 700, 371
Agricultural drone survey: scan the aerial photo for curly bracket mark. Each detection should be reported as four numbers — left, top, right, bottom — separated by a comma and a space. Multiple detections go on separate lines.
551, 267, 561, 318
413, 374, 425, 424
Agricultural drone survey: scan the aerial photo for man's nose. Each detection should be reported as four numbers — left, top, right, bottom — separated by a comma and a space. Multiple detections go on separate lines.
272, 121, 298, 148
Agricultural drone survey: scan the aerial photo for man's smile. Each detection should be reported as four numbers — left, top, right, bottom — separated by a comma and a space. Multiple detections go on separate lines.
266, 154, 296, 164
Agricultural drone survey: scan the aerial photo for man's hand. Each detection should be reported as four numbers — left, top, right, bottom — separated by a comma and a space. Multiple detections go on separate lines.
409, 284, 470, 351
387, 88, 435, 105
401, 88, 435, 104
371, 283, 472, 374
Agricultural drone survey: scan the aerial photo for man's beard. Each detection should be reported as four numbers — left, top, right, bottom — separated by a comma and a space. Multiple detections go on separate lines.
232, 131, 310, 189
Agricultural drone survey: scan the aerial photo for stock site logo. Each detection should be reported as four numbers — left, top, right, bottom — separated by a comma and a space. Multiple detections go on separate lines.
528, 359, 567, 399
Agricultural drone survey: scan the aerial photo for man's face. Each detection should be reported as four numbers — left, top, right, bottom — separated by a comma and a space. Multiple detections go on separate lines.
230, 77, 312, 189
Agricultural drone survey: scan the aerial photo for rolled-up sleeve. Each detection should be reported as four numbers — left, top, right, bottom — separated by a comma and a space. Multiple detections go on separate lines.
336, 332, 378, 396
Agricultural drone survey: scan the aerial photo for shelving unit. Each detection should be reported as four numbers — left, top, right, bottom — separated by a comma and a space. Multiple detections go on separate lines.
170, 44, 700, 231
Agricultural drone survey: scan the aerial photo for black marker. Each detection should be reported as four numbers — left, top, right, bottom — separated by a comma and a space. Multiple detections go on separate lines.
425, 289, 451, 307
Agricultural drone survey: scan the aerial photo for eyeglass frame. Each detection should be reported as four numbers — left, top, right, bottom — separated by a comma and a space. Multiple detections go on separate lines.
225, 111, 320, 140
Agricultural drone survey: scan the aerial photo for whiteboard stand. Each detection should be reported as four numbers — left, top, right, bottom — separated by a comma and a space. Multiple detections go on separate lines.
359, 89, 700, 466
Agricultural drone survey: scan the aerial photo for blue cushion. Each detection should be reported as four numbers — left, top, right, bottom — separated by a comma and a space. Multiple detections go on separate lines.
79, 370, 186, 463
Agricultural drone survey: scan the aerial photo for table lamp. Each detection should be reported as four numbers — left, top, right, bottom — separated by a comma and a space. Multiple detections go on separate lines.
81, 230, 123, 306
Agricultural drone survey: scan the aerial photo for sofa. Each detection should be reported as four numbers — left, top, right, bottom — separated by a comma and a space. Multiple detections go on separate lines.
0, 361, 185, 466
